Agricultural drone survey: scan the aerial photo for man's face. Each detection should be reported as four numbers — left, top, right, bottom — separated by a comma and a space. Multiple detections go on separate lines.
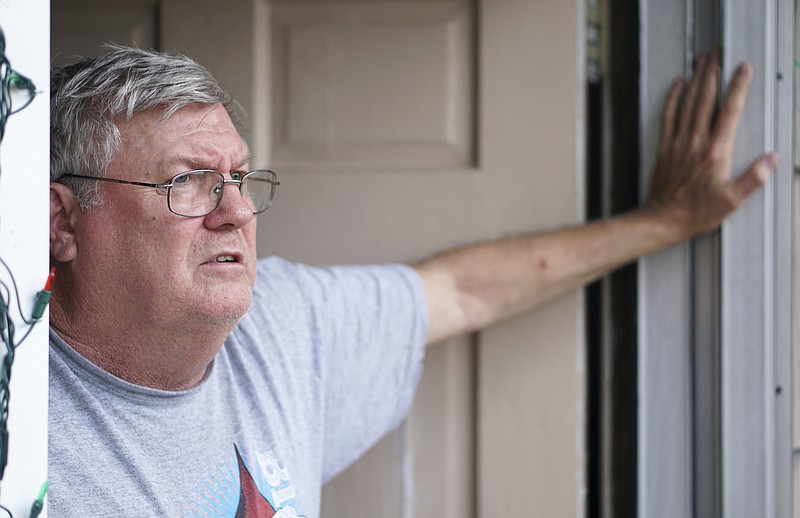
72, 103, 257, 329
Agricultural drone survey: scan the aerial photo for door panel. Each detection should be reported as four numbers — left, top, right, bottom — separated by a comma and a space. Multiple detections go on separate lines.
269, 3, 474, 171
52, 1, 585, 516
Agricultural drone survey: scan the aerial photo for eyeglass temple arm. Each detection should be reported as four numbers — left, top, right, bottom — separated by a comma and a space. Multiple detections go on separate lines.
244, 175, 280, 186
60, 174, 169, 189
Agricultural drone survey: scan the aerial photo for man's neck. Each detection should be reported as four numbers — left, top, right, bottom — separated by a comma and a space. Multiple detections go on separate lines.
49, 296, 237, 391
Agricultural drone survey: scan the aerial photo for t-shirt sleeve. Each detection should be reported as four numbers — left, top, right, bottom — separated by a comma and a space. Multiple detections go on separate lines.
245, 257, 428, 482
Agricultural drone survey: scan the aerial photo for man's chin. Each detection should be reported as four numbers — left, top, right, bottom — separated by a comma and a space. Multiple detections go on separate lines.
193, 286, 253, 325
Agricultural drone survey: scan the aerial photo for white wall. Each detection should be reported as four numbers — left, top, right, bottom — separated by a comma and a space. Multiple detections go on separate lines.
0, 0, 50, 515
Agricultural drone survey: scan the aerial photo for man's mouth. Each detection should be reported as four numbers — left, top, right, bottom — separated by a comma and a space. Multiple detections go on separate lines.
215, 255, 237, 263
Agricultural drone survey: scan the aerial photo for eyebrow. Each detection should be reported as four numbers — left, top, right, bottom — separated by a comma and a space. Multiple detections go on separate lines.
235, 155, 255, 169
165, 154, 255, 171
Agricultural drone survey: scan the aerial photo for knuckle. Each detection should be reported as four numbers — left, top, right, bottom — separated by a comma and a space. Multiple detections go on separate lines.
661, 108, 674, 127
688, 134, 702, 151
667, 140, 684, 160
705, 142, 726, 163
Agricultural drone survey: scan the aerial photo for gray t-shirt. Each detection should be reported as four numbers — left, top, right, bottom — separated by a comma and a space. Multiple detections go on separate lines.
48, 257, 428, 517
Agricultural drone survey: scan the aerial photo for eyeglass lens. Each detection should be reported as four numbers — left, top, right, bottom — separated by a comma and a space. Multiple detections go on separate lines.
168, 170, 276, 217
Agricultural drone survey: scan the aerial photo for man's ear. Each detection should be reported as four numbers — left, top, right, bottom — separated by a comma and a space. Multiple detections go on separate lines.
50, 182, 79, 262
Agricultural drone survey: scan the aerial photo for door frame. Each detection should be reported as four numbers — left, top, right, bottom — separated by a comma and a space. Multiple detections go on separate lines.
637, 1, 794, 517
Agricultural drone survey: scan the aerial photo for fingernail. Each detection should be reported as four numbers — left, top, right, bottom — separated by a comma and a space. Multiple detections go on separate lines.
767, 152, 780, 168
695, 55, 707, 69
739, 63, 752, 77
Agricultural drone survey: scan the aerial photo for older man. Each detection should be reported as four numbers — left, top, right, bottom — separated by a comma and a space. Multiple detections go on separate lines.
48, 46, 773, 516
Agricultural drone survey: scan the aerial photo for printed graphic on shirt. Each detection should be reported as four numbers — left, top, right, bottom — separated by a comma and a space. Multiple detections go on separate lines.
191, 444, 304, 517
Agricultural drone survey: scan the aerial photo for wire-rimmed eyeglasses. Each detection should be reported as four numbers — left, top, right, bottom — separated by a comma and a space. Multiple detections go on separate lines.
60, 169, 280, 218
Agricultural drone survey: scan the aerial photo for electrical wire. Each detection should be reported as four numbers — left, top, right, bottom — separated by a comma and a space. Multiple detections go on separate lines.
0, 24, 46, 515
0, 262, 50, 483
0, 30, 36, 144
0, 258, 34, 326
0, 479, 48, 518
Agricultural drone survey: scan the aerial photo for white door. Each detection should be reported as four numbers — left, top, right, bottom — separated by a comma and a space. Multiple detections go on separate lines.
52, 1, 586, 516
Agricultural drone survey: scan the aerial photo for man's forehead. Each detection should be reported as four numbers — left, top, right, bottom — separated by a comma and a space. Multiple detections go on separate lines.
122, 103, 234, 132
118, 103, 249, 169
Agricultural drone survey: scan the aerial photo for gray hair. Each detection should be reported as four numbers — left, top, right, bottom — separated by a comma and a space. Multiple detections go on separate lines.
51, 45, 245, 207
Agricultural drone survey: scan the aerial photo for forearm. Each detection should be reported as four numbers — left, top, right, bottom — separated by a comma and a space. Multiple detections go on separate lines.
414, 207, 687, 344
416, 54, 777, 345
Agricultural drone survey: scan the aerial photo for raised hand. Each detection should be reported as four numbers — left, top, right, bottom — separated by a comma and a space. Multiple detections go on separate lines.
646, 50, 778, 239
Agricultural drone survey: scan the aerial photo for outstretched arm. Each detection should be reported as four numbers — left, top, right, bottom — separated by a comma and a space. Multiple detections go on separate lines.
414, 51, 778, 345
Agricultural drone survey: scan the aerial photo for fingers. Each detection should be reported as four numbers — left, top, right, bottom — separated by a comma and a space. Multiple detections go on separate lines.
674, 55, 709, 144
658, 78, 684, 156
731, 152, 778, 202
711, 62, 753, 156
690, 49, 720, 139
661, 51, 720, 157
659, 52, 753, 165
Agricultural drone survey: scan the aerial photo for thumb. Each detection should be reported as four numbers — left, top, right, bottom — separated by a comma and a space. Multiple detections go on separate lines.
730, 152, 778, 203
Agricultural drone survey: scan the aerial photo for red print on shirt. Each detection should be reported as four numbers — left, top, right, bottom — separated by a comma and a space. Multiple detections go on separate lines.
234, 445, 276, 518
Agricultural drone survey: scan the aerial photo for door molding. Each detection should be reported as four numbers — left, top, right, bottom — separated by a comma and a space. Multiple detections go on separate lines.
638, 1, 794, 517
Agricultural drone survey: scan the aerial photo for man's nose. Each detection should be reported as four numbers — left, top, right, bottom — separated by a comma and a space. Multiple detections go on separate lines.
204, 181, 254, 228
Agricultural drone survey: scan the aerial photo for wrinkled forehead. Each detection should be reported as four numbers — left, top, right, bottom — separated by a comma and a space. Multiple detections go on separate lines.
115, 103, 250, 172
